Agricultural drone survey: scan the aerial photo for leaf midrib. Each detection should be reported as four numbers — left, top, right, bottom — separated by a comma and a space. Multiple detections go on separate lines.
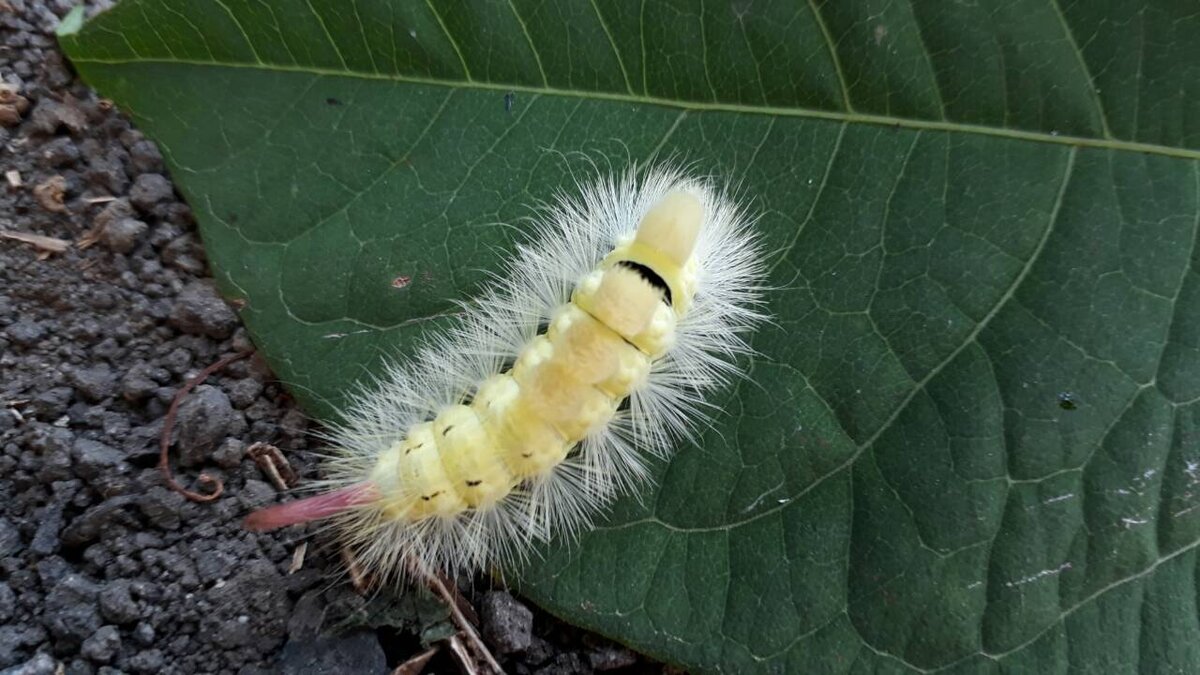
65, 54, 1200, 162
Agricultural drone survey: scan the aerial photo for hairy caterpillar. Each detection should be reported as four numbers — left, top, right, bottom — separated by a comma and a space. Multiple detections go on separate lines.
245, 165, 767, 581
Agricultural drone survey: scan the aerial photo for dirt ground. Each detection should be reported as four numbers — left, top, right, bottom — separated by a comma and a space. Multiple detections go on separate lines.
0, 2, 657, 673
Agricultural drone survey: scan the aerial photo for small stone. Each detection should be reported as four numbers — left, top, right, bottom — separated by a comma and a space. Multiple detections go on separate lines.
162, 234, 206, 274
72, 439, 125, 480
479, 590, 533, 654
92, 198, 134, 232
131, 623, 154, 647
2, 653, 57, 675
137, 487, 184, 530
129, 140, 163, 173
538, 653, 590, 675
40, 136, 80, 166
6, 319, 45, 347
98, 580, 142, 625
203, 560, 288, 650
169, 281, 238, 339
86, 154, 128, 195
0, 582, 14, 622
212, 438, 246, 468
119, 363, 163, 402
61, 496, 136, 547
0, 518, 20, 556
126, 649, 163, 674
29, 386, 73, 420
587, 645, 638, 671
159, 347, 193, 374
277, 631, 386, 675
81, 626, 121, 664
44, 574, 102, 645
29, 502, 64, 555
100, 217, 146, 254
27, 98, 87, 135
128, 173, 173, 212
237, 479, 276, 510
224, 378, 262, 409
68, 364, 116, 403
31, 425, 74, 482
174, 385, 235, 465
0, 625, 49, 669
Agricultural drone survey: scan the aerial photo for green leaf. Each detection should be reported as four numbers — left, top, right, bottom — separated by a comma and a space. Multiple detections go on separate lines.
61, 1, 1200, 671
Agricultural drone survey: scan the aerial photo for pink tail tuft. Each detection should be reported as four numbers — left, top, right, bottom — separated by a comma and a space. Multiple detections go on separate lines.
243, 482, 378, 532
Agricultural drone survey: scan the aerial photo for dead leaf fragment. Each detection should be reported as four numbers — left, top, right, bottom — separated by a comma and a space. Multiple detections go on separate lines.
0, 83, 29, 127
5, 170, 20, 188
33, 175, 67, 213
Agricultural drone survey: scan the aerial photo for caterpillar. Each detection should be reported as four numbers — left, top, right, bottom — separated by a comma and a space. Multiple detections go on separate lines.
245, 165, 767, 581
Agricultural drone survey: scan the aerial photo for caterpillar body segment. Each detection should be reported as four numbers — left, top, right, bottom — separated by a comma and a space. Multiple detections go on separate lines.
245, 166, 766, 581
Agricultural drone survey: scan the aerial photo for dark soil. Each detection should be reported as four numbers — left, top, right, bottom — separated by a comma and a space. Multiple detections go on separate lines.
0, 2, 660, 674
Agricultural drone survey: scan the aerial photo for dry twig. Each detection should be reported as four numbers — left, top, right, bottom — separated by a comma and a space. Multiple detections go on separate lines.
391, 646, 438, 675
248, 442, 298, 490
1, 230, 70, 259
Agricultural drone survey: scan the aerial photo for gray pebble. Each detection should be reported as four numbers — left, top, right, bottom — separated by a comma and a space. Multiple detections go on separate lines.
98, 580, 142, 625
237, 480, 276, 510
0, 518, 21, 557
119, 363, 164, 402
126, 649, 163, 674
61, 496, 136, 547
67, 365, 116, 403
212, 438, 246, 468
100, 217, 146, 254
587, 645, 638, 671
136, 487, 184, 530
128, 173, 172, 212
1, 652, 58, 675
39, 136, 79, 166
0, 582, 14, 623
29, 503, 63, 556
175, 385, 235, 465
6, 319, 45, 347
131, 623, 154, 647
44, 574, 102, 645
80, 626, 120, 664
29, 386, 73, 420
479, 590, 533, 654
31, 425, 73, 482
72, 439, 125, 480
162, 234, 205, 274
277, 631, 385, 675
159, 347, 192, 375
128, 140, 162, 173
86, 154, 128, 194
537, 653, 591, 675
0, 625, 48, 669
203, 560, 288, 651
168, 281, 237, 339
92, 198, 133, 232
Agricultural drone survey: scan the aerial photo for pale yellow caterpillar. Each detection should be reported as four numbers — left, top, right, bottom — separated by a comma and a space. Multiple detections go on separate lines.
246, 166, 767, 581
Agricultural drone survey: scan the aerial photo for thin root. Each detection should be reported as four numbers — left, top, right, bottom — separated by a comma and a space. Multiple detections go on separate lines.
159, 349, 253, 502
